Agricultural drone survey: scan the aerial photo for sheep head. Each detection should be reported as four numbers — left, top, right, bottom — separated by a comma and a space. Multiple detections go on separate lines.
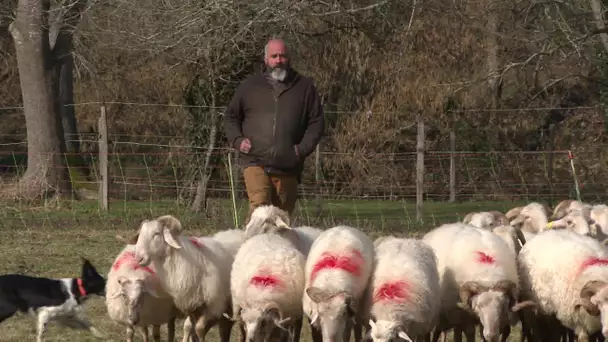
367, 318, 413, 342
109, 275, 163, 325
244, 205, 292, 239
240, 302, 291, 342
306, 286, 358, 342
464, 211, 510, 230
457, 280, 521, 342
135, 215, 183, 267
546, 210, 596, 236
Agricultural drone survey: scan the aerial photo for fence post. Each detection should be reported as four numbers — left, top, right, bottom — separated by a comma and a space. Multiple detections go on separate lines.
315, 143, 322, 217
546, 123, 555, 206
227, 151, 239, 228
98, 105, 109, 211
568, 150, 582, 202
416, 114, 425, 223
449, 126, 456, 202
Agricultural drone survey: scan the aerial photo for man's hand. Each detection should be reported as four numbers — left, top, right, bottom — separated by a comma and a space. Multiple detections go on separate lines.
239, 138, 251, 153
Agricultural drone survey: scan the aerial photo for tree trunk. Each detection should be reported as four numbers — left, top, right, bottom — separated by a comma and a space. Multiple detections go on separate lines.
59, 54, 80, 153
190, 105, 220, 212
589, 0, 608, 55
486, 0, 501, 109
4, 0, 72, 200
49, 1, 82, 155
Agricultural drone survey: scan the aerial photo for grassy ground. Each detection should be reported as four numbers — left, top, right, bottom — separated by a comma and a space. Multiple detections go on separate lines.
0, 198, 526, 341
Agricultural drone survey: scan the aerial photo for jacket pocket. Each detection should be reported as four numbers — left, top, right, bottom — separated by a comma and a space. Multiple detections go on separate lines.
272, 143, 299, 170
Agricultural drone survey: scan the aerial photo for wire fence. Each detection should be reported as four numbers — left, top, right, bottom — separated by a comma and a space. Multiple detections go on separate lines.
0, 102, 607, 231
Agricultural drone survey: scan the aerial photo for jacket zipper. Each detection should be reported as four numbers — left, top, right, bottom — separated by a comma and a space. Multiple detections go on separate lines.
271, 92, 278, 167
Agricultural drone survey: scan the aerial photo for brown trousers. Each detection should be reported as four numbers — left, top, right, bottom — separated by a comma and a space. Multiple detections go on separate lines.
243, 166, 299, 220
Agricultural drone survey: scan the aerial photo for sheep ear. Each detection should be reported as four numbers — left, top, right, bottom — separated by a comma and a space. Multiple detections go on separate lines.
108, 290, 123, 299
397, 331, 413, 342
163, 228, 182, 249
143, 279, 161, 298
307, 287, 334, 303
275, 216, 291, 230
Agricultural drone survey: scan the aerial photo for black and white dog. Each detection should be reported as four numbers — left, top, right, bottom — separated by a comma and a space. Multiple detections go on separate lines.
0, 257, 107, 341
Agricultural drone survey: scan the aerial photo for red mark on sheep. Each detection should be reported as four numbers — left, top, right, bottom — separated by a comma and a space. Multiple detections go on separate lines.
189, 237, 203, 249
577, 257, 608, 276
373, 280, 410, 304
475, 251, 495, 264
249, 275, 282, 288
112, 251, 155, 274
310, 249, 364, 282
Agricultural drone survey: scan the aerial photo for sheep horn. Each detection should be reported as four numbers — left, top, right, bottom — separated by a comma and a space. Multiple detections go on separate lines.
511, 300, 537, 312
505, 207, 523, 221
459, 281, 487, 308
551, 200, 574, 220
156, 215, 183, 234
574, 280, 605, 316
580, 280, 605, 300
491, 279, 518, 306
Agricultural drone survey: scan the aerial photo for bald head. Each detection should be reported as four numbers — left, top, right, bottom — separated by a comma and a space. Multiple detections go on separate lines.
264, 39, 290, 82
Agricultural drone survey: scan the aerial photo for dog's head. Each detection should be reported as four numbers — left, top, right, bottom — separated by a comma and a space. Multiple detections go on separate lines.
79, 257, 107, 298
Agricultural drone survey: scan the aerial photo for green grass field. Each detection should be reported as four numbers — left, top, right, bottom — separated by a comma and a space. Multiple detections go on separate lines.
0, 198, 527, 341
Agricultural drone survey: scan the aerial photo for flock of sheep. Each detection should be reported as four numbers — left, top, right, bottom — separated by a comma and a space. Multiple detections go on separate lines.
104, 199, 608, 342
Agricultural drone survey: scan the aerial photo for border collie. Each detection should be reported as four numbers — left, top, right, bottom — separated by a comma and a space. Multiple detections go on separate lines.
0, 257, 107, 341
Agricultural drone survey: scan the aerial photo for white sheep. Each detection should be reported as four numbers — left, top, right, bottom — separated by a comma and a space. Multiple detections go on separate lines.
517, 229, 608, 341
134, 215, 234, 342
551, 199, 592, 220
546, 208, 598, 237
362, 235, 441, 342
213, 229, 246, 258
240, 205, 323, 342
422, 223, 535, 342
590, 204, 608, 236
244, 205, 323, 256
507, 202, 551, 234
303, 225, 374, 342
463, 212, 527, 254
463, 211, 509, 229
229, 231, 306, 342
106, 244, 179, 342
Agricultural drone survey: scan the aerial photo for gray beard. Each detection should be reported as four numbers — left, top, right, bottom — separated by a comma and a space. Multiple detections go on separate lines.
270, 68, 288, 82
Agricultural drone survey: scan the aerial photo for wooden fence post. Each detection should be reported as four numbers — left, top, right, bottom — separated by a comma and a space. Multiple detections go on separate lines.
449, 127, 456, 202
416, 114, 425, 223
98, 105, 109, 211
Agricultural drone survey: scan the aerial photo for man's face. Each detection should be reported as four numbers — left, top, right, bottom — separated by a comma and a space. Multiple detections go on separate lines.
264, 40, 289, 71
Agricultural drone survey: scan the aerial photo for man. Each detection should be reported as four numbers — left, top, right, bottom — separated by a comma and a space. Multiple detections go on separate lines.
223, 38, 325, 220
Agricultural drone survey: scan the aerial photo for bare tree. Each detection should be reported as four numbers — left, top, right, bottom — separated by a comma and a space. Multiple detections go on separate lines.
4, 0, 87, 201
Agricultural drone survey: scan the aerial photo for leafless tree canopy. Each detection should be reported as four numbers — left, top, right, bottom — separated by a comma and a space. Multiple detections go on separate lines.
1, 0, 607, 202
